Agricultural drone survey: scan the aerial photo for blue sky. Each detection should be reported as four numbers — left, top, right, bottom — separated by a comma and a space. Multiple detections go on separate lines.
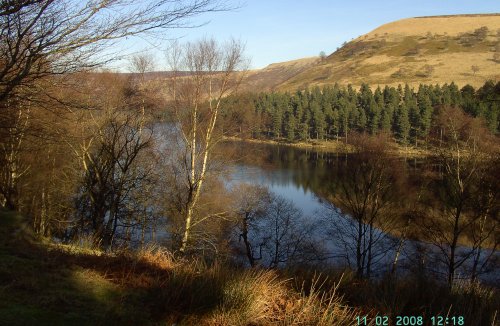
115, 0, 500, 70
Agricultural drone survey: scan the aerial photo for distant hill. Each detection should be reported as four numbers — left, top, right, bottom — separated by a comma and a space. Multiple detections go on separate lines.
126, 58, 319, 94
241, 57, 318, 92
257, 14, 500, 91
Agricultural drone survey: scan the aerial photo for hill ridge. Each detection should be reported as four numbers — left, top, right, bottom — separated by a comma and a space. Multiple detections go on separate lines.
414, 13, 500, 19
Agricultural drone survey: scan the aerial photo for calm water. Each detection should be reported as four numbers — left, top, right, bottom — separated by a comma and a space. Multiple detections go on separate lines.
229, 164, 325, 217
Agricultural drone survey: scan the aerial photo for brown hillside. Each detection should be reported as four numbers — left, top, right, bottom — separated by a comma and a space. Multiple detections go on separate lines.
275, 14, 500, 91
241, 57, 318, 92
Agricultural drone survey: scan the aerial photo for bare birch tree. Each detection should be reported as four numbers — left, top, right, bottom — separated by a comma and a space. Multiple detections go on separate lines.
165, 38, 246, 253
230, 185, 323, 268
0, 0, 229, 240
263, 194, 319, 268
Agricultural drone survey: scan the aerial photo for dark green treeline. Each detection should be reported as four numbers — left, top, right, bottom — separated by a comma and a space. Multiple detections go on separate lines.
221, 81, 500, 144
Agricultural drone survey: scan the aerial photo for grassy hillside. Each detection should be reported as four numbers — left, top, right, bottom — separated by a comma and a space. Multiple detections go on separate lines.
275, 14, 500, 91
241, 57, 319, 92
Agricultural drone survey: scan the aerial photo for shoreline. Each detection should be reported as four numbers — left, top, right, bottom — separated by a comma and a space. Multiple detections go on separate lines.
222, 136, 433, 157
223, 136, 353, 152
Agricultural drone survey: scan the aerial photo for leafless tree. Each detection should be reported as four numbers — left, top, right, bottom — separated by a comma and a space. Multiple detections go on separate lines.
231, 183, 271, 267
0, 0, 228, 104
471, 65, 480, 76
165, 37, 246, 253
418, 107, 499, 286
127, 53, 158, 126
262, 194, 320, 268
0, 0, 229, 241
0, 100, 31, 209
230, 187, 322, 268
324, 134, 401, 278
72, 109, 154, 249
468, 162, 499, 281
130, 54, 156, 76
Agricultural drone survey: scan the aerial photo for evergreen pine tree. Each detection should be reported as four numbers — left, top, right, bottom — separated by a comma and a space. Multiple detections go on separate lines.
338, 98, 350, 143
272, 95, 283, 138
311, 101, 326, 139
477, 81, 500, 133
405, 84, 420, 146
323, 103, 334, 139
300, 106, 311, 140
381, 86, 398, 133
448, 82, 462, 107
417, 85, 433, 141
431, 84, 442, 106
395, 102, 410, 144
356, 107, 367, 132
441, 84, 452, 106
294, 97, 304, 138
460, 84, 480, 116
284, 108, 296, 141
330, 109, 340, 140
358, 84, 379, 134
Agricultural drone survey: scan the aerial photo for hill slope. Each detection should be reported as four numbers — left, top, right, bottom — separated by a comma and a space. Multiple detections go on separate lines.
273, 14, 500, 91
241, 57, 318, 92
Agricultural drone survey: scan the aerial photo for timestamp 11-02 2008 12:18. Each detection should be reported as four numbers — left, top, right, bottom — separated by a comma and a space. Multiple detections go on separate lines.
355, 315, 465, 325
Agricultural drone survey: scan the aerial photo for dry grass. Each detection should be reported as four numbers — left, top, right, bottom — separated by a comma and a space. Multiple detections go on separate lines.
127, 15, 499, 93
129, 248, 359, 325
223, 136, 435, 158
0, 211, 358, 325
207, 272, 358, 326
242, 57, 319, 92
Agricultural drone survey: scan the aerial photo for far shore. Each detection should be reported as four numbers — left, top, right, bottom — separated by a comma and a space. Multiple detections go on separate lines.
222, 136, 433, 157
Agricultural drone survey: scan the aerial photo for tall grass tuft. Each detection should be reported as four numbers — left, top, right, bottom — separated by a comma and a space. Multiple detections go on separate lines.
280, 274, 359, 326
208, 272, 358, 326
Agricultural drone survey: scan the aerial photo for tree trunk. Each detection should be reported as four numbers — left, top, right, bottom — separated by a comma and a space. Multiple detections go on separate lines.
241, 212, 255, 267
471, 215, 487, 281
366, 222, 374, 279
180, 202, 195, 252
392, 218, 410, 276
356, 217, 363, 278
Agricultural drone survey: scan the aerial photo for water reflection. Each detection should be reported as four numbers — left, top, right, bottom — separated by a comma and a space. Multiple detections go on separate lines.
229, 164, 325, 217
